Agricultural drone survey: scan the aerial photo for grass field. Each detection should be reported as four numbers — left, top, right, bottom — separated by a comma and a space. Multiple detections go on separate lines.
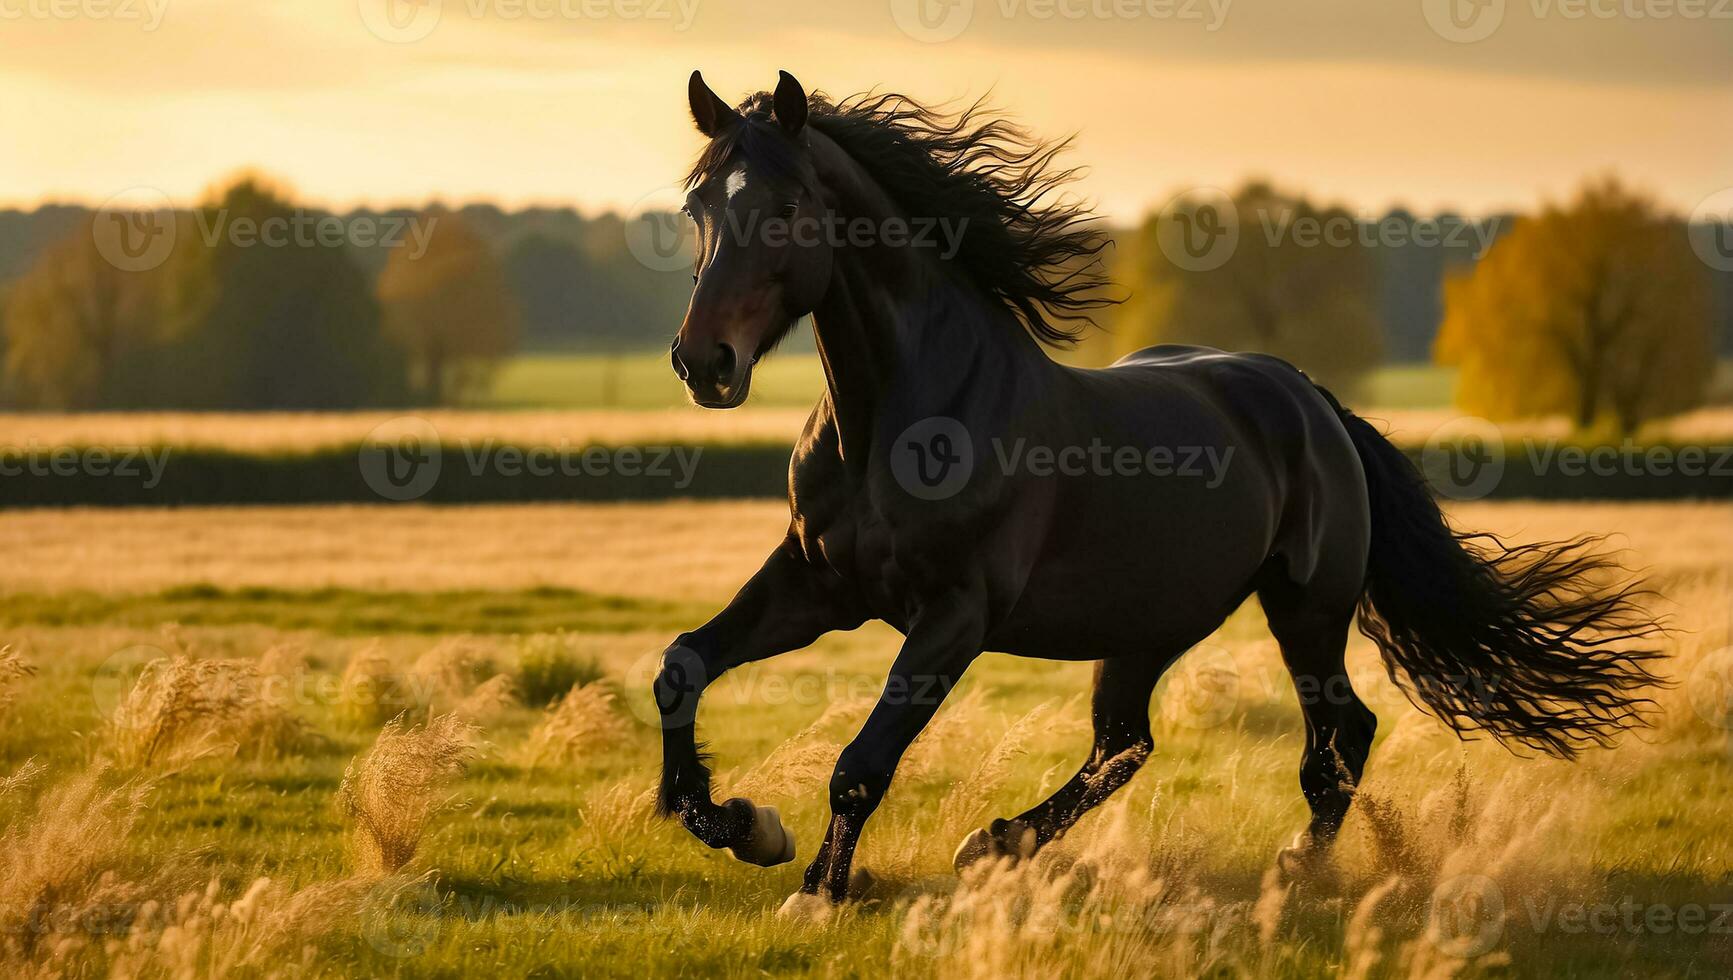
1, 500, 1730, 977
477, 355, 1459, 412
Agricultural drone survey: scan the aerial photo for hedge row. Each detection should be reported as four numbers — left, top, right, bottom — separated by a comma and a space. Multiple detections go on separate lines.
0, 441, 1728, 507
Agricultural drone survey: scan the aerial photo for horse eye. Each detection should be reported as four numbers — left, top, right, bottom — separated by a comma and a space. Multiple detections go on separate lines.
780, 203, 799, 218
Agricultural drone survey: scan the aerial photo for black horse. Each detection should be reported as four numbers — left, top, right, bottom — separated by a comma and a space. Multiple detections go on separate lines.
653, 70, 1663, 914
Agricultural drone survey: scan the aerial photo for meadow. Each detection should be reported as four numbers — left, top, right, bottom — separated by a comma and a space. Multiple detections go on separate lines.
1, 499, 1730, 978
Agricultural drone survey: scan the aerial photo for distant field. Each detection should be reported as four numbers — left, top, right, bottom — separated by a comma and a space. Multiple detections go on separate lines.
479, 355, 1462, 411
479, 354, 828, 411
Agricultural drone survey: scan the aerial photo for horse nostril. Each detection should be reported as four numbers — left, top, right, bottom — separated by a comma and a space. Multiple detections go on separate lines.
713, 343, 737, 386
671, 341, 691, 382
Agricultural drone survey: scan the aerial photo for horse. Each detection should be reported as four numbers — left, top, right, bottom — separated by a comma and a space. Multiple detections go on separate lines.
652, 70, 1665, 916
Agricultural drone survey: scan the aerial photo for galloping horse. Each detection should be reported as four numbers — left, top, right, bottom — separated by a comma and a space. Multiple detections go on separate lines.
652, 70, 1663, 914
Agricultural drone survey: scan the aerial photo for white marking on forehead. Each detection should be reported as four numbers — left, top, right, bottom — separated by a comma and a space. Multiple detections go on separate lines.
724, 167, 748, 201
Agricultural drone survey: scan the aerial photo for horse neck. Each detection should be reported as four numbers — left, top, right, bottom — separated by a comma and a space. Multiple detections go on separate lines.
807, 134, 1051, 464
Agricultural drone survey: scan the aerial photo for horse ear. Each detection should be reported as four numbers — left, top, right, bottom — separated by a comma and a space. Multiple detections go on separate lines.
688, 70, 739, 138
773, 70, 808, 135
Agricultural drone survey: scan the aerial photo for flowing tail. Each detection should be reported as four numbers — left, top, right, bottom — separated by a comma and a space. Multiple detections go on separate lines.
1328, 396, 1666, 759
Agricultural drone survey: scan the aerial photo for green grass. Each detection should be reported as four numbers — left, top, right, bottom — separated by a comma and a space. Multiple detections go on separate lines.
3, 566, 1730, 976
0, 584, 704, 635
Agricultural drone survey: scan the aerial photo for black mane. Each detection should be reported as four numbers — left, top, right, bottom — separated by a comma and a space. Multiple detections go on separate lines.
687, 90, 1116, 347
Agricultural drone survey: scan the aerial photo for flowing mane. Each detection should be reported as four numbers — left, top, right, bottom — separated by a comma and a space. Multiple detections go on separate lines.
687, 90, 1116, 347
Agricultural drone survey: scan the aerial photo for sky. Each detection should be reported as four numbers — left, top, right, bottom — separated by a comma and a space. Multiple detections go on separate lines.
1, 0, 1728, 221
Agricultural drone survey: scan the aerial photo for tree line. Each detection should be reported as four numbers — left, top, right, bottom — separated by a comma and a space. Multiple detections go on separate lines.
1105, 179, 1730, 434
0, 175, 1727, 431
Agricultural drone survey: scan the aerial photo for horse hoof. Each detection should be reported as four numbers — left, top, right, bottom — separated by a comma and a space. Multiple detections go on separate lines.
725, 800, 796, 867
952, 819, 1036, 872
776, 891, 832, 921
1275, 832, 1338, 888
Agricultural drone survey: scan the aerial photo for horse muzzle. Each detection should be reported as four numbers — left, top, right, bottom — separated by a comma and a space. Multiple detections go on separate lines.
671, 336, 753, 409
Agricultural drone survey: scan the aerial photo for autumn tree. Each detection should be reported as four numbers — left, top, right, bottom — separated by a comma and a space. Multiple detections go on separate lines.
1109, 182, 1383, 392
157, 177, 404, 409
1435, 179, 1710, 434
1, 215, 170, 409
377, 211, 519, 405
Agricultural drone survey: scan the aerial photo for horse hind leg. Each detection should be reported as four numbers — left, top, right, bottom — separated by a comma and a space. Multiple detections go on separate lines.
1260, 576, 1375, 880
953, 653, 1166, 870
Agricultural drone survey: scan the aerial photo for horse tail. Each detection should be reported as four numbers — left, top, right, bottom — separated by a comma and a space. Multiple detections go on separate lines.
1323, 390, 1666, 759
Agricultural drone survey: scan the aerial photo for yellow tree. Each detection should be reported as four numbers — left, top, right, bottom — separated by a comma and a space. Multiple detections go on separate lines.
1436, 179, 1710, 434
377, 211, 519, 405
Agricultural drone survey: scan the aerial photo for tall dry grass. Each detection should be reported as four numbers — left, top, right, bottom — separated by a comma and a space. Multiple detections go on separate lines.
0, 646, 35, 710
0, 763, 157, 965
522, 682, 628, 769
104, 875, 372, 980
338, 714, 479, 876
0, 758, 387, 980
108, 654, 308, 766
891, 762, 1583, 980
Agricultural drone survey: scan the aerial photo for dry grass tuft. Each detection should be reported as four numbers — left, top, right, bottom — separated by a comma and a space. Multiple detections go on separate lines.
338, 647, 411, 728
409, 639, 496, 711
0, 765, 157, 964
104, 875, 372, 980
523, 682, 629, 769
455, 673, 519, 725
338, 713, 479, 877
0, 646, 36, 710
108, 655, 308, 766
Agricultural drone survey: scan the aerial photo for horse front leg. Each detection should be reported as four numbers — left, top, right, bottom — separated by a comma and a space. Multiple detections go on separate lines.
655, 541, 861, 865
780, 591, 985, 913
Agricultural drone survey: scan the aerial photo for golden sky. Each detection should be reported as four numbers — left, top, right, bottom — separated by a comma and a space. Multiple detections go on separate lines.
1, 0, 1728, 220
